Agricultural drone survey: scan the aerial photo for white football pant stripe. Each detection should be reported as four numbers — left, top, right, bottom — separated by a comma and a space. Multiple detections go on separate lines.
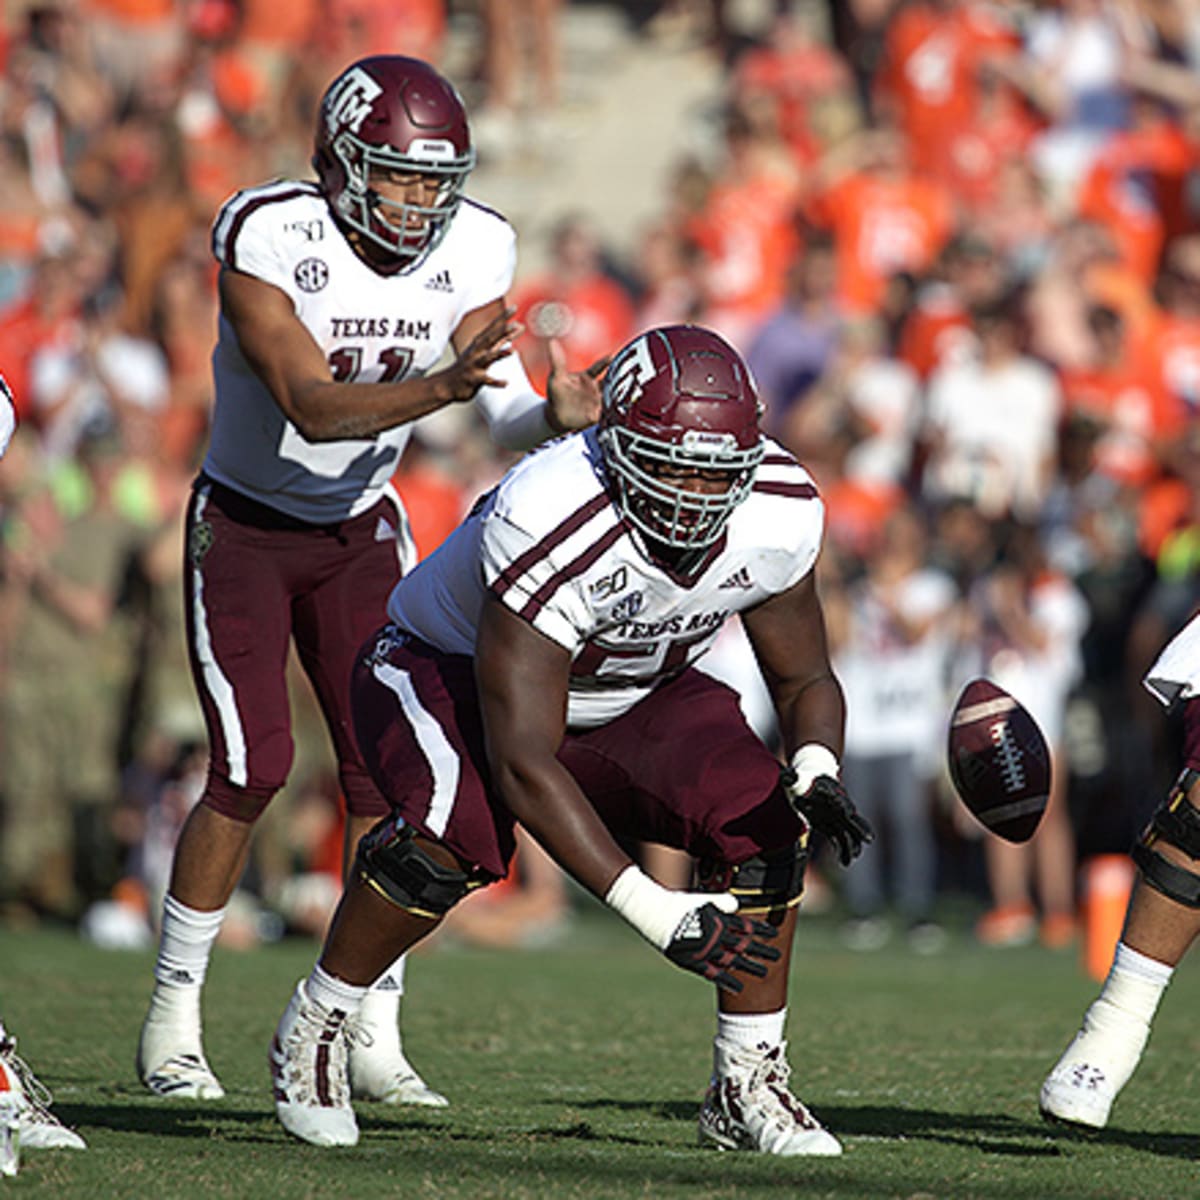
372, 660, 460, 837
190, 486, 248, 786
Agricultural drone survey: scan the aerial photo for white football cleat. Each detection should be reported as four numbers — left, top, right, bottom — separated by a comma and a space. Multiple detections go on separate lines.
270, 981, 360, 1147
1039, 1009, 1148, 1130
349, 1042, 448, 1108
137, 1001, 225, 1100
349, 1002, 447, 1108
698, 1041, 842, 1156
0, 1037, 86, 1150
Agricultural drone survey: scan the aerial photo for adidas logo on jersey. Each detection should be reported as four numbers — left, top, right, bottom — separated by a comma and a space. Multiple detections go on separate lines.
424, 269, 454, 293
719, 567, 753, 590
375, 517, 396, 543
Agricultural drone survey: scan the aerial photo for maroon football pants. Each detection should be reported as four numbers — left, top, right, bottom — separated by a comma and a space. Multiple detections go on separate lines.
351, 629, 805, 879
185, 476, 404, 822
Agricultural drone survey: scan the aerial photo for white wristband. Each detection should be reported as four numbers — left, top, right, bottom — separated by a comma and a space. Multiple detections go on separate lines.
788, 744, 840, 795
603, 865, 735, 950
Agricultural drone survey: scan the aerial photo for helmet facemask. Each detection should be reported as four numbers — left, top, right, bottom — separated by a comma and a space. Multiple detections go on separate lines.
327, 133, 474, 265
602, 424, 761, 550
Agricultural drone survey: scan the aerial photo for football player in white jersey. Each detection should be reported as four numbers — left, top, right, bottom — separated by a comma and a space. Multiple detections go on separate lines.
1040, 615, 1200, 1131
267, 324, 873, 1153
0, 377, 87, 1166
136, 55, 605, 1106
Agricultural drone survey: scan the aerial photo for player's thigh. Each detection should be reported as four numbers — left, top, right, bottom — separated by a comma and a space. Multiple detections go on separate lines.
293, 500, 402, 755
294, 498, 403, 704
351, 630, 514, 879
185, 483, 295, 788
563, 668, 797, 863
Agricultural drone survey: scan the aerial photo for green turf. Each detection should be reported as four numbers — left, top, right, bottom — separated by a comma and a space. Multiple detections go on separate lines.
0, 906, 1196, 1199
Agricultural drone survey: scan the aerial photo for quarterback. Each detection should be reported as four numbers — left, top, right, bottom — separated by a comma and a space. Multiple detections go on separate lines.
136, 55, 604, 1105
268, 324, 873, 1153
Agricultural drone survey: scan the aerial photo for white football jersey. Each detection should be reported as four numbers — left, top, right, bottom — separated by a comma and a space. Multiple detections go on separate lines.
205, 181, 516, 523
387, 429, 824, 728
0, 374, 14, 458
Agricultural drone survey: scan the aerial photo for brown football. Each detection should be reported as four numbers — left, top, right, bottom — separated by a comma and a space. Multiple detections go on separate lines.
947, 677, 1051, 844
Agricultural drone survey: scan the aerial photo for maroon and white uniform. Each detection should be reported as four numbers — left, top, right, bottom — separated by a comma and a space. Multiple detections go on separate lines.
1144, 612, 1200, 769
191, 182, 541, 820
0, 376, 14, 458
207, 181, 540, 525
352, 428, 823, 876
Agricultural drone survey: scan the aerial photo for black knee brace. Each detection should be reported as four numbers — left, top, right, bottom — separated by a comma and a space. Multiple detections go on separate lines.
356, 818, 477, 918
695, 839, 809, 914
1131, 768, 1200, 908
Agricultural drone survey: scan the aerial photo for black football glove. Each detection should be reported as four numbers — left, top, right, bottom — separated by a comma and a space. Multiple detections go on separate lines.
663, 903, 781, 993
783, 769, 874, 867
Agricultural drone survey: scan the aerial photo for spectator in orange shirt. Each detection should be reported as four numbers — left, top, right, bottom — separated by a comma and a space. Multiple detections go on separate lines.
732, 12, 858, 171
806, 126, 956, 316
1061, 304, 1182, 491
897, 234, 1008, 381
685, 101, 803, 344
391, 435, 469, 562
510, 213, 634, 391
1134, 236, 1200, 456
1077, 93, 1196, 285
876, 0, 1021, 184
0, 246, 86, 426
943, 54, 1041, 217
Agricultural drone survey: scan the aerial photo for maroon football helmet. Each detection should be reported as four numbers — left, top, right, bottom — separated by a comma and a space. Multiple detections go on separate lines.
313, 56, 475, 267
599, 325, 763, 550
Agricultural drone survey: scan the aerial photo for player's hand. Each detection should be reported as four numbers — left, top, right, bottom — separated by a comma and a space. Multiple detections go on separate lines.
783, 770, 874, 867
442, 307, 521, 402
544, 338, 605, 432
663, 901, 781, 993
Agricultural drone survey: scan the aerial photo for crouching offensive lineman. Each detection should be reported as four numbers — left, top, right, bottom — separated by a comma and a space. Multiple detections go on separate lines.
267, 325, 873, 1153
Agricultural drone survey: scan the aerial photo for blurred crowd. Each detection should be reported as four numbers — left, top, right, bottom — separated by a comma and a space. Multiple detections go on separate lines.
2, 0, 1199, 959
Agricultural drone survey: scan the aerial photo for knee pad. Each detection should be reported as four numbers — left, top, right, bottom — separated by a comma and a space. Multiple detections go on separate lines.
1131, 768, 1200, 908
356, 817, 478, 918
695, 840, 809, 915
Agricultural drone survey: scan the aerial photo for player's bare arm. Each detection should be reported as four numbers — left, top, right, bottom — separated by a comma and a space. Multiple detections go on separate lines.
219, 268, 518, 441
741, 571, 845, 758
743, 571, 873, 866
474, 593, 633, 898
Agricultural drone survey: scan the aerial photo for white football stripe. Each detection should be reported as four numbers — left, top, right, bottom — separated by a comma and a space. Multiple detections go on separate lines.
190, 487, 248, 786
372, 660, 460, 837
952, 695, 1017, 726
980, 795, 1048, 823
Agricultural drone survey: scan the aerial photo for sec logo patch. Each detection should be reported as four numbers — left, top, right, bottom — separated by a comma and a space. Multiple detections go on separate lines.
295, 258, 329, 292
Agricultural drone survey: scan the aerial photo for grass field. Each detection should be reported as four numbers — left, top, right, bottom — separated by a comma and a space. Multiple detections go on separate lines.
1, 904, 1196, 1199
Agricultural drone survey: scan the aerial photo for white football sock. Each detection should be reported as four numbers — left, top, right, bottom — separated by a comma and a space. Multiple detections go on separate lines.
307, 965, 368, 1015
370, 953, 407, 996
1063, 941, 1173, 1086
1110, 942, 1174, 991
153, 895, 225, 991
716, 1008, 787, 1053
1088, 942, 1173, 1033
